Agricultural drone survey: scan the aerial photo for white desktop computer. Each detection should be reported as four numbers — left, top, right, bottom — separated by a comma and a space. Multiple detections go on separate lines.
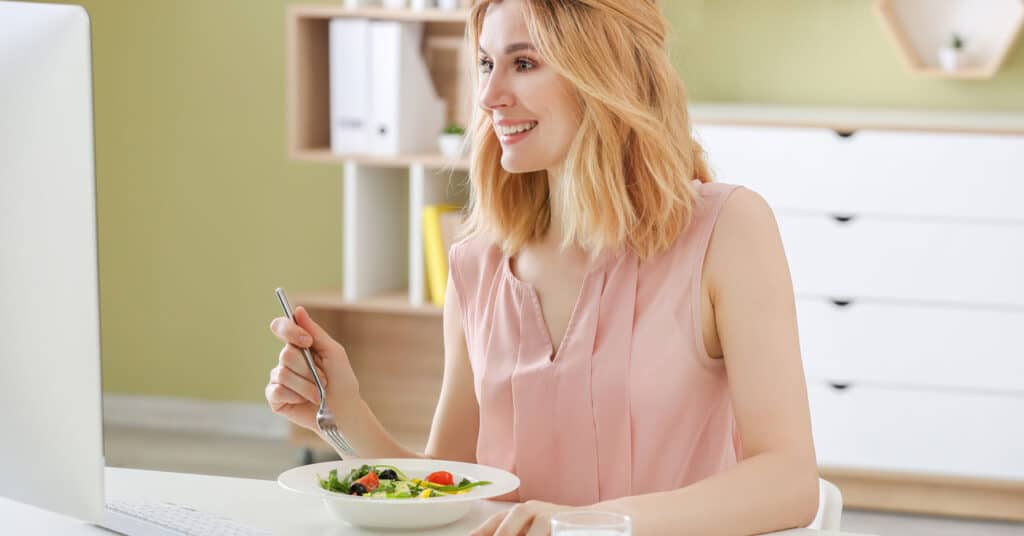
0, 0, 105, 524
0, 3, 270, 534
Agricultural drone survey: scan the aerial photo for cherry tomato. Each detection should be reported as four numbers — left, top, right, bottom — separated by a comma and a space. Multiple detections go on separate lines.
354, 471, 379, 492
425, 471, 454, 486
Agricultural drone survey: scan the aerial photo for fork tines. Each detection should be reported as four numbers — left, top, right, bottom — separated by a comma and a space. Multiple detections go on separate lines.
322, 425, 357, 458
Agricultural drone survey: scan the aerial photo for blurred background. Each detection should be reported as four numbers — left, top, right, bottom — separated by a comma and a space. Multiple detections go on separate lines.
23, 0, 1024, 534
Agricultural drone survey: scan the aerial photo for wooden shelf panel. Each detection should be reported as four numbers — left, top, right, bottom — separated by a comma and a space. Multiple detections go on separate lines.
290, 148, 470, 170
287, 296, 445, 458
873, 0, 1024, 80
823, 467, 1024, 522
295, 288, 443, 317
915, 66, 996, 80
288, 5, 470, 23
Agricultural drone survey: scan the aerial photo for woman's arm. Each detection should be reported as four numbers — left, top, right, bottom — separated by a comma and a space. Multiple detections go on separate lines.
593, 188, 820, 534
332, 271, 480, 461
423, 270, 481, 462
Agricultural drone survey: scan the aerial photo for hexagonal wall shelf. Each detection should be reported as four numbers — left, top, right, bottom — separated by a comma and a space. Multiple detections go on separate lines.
874, 0, 1024, 79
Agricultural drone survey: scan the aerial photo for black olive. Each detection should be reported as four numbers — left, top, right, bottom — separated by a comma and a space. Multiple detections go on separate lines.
348, 482, 368, 496
378, 469, 398, 481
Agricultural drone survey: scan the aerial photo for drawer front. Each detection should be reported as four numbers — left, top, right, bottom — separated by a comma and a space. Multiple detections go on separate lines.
808, 382, 1024, 480
695, 124, 852, 213
777, 213, 1024, 307
695, 124, 1024, 222
796, 298, 1024, 392
844, 130, 1024, 222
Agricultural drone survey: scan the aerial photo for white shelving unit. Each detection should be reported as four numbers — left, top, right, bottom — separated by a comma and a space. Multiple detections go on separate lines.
342, 161, 467, 307
283, 4, 475, 460
286, 4, 472, 311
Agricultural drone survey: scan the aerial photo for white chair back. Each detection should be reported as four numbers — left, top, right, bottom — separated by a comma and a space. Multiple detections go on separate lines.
807, 478, 843, 530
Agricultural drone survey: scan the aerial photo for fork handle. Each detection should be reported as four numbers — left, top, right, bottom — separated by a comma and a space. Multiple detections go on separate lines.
275, 288, 327, 402
299, 347, 327, 402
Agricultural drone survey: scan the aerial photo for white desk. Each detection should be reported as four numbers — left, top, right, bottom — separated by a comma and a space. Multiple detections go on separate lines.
1, 467, 875, 535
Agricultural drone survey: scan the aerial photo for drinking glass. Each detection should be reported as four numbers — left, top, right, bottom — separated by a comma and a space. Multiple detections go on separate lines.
550, 510, 632, 536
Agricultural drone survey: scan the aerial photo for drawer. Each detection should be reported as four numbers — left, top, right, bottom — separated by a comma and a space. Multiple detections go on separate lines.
777, 213, 1024, 307
695, 124, 1024, 222
843, 130, 1024, 222
695, 124, 852, 212
796, 298, 1024, 392
808, 382, 1024, 481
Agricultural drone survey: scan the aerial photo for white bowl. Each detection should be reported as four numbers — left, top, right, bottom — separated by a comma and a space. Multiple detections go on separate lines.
277, 458, 520, 530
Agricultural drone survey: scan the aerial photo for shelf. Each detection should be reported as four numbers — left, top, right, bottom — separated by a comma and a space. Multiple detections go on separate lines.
294, 288, 443, 317
289, 5, 470, 23
285, 3, 469, 318
290, 148, 470, 170
286, 3, 472, 164
873, 0, 1024, 79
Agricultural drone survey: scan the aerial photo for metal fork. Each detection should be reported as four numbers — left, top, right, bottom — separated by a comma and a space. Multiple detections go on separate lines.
275, 287, 358, 459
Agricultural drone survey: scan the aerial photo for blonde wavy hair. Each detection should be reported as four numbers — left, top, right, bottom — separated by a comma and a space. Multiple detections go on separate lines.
460, 0, 714, 261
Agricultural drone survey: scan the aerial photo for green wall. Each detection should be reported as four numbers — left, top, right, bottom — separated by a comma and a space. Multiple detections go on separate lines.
40, 0, 1023, 403
664, 0, 1023, 110
40, 0, 344, 403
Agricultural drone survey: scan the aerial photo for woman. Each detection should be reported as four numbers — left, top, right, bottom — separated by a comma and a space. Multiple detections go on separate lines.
266, 1, 820, 534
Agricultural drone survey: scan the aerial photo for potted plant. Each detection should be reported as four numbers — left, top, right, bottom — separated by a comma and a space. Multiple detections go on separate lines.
439, 123, 467, 157
938, 33, 966, 72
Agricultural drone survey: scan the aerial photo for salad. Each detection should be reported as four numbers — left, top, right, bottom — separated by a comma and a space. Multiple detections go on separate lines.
318, 464, 492, 499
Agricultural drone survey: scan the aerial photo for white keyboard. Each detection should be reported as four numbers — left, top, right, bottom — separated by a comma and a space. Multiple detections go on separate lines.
103, 500, 275, 536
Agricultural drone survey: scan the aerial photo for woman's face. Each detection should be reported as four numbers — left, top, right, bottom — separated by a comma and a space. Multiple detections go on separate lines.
477, 0, 581, 175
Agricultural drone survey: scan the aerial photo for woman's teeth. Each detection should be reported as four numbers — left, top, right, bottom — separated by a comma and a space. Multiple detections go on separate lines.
497, 122, 537, 136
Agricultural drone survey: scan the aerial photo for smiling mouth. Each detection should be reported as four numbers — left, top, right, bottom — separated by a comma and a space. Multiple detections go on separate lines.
496, 121, 538, 137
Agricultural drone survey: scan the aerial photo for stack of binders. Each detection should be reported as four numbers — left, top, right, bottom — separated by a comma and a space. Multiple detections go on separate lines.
329, 17, 447, 155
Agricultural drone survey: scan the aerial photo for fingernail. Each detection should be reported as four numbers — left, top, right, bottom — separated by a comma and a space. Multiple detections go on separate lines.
300, 335, 313, 346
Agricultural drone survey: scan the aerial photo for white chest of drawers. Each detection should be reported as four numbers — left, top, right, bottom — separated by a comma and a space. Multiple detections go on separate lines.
691, 104, 1024, 519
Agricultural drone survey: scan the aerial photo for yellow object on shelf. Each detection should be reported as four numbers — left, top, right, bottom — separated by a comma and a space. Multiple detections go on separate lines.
423, 204, 462, 307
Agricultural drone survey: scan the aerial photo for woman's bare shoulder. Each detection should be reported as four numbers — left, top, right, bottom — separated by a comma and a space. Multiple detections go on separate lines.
703, 186, 787, 299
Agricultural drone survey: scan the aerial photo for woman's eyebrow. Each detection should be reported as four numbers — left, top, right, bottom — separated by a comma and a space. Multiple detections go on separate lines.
478, 42, 537, 55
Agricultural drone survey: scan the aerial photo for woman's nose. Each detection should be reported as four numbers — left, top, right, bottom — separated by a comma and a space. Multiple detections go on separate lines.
478, 72, 513, 111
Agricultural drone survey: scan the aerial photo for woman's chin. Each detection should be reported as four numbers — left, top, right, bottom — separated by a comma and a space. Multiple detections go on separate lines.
500, 155, 543, 174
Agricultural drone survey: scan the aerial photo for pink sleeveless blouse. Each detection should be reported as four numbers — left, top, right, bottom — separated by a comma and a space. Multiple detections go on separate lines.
447, 180, 745, 506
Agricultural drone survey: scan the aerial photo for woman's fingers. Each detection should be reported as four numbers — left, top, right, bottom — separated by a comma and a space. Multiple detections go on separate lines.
268, 397, 314, 429
278, 345, 328, 389
293, 306, 337, 355
265, 382, 304, 408
270, 365, 321, 404
269, 316, 313, 348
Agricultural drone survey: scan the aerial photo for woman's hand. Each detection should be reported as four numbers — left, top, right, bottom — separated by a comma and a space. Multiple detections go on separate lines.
265, 305, 361, 432
470, 500, 577, 536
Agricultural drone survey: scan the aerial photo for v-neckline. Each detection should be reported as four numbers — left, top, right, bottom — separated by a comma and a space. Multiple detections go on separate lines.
503, 248, 617, 363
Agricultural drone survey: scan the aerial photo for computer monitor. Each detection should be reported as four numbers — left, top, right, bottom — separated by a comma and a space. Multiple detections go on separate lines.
0, 0, 105, 524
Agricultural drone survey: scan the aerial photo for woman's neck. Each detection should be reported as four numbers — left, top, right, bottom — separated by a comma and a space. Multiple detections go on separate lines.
533, 165, 593, 264
542, 165, 567, 250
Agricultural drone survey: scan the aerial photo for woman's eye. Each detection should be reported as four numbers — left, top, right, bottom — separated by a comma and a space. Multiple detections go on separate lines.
476, 57, 535, 75
515, 58, 535, 72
